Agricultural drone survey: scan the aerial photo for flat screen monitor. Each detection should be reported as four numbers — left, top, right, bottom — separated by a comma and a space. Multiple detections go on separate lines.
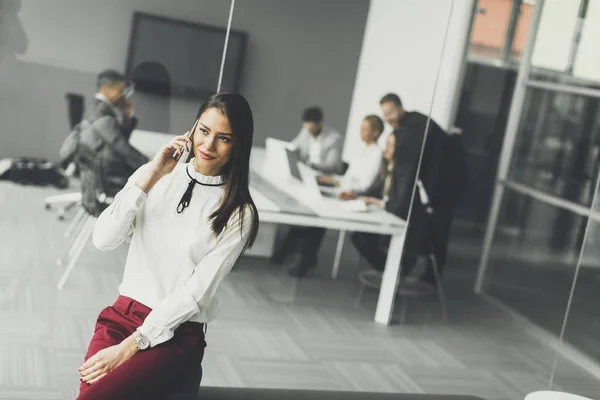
125, 12, 248, 99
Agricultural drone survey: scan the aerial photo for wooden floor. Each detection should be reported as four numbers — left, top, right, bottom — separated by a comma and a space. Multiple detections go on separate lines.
1, 181, 599, 400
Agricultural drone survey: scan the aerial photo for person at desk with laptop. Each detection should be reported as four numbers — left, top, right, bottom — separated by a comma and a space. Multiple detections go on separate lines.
290, 106, 344, 174
272, 111, 384, 278
316, 115, 384, 193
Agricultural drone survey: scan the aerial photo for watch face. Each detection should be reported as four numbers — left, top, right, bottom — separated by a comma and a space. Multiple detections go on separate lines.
137, 336, 150, 350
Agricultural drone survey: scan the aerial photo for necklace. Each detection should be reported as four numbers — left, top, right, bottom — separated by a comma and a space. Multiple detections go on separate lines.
176, 166, 225, 213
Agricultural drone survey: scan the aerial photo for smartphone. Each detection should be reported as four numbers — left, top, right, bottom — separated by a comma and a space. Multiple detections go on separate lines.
173, 119, 198, 161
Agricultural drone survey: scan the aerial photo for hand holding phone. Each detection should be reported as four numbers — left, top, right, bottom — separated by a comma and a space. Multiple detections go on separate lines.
173, 121, 197, 160
172, 130, 192, 160
150, 132, 192, 177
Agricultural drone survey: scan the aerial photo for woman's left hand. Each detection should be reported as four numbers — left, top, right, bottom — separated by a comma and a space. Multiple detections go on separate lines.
356, 196, 383, 207
79, 337, 138, 385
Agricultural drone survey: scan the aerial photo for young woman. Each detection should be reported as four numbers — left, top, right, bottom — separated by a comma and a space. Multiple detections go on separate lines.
76, 93, 259, 399
340, 132, 427, 277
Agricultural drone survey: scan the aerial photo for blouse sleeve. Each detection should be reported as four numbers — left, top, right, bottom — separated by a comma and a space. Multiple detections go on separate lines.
92, 163, 151, 251
136, 206, 253, 347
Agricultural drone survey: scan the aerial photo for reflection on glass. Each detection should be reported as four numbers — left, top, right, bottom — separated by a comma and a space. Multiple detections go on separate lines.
510, 0, 534, 60
482, 188, 583, 336
453, 62, 517, 225
508, 88, 600, 206
469, 0, 513, 59
562, 218, 600, 359
550, 220, 600, 397
529, 70, 600, 91
572, 0, 600, 84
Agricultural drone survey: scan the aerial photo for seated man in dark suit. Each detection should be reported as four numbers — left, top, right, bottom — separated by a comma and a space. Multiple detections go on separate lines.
78, 69, 149, 215
270, 106, 345, 277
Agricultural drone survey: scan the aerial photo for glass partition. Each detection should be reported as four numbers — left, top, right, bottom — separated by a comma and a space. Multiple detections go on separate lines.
480, 187, 584, 337
221, 0, 459, 307
478, 0, 600, 394
0, 0, 234, 395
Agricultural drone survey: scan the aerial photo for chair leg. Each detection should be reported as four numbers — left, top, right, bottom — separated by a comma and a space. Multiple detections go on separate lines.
400, 299, 408, 324
67, 214, 94, 258
57, 214, 90, 266
331, 230, 346, 280
44, 192, 82, 207
429, 254, 448, 323
64, 206, 85, 238
57, 217, 95, 290
57, 201, 79, 221
354, 256, 366, 307
355, 283, 366, 307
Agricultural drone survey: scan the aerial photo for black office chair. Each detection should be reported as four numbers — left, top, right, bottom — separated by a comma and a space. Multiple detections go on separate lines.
340, 161, 350, 175
355, 180, 449, 324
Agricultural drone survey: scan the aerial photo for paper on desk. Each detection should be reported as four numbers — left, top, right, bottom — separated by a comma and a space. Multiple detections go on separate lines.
340, 199, 368, 213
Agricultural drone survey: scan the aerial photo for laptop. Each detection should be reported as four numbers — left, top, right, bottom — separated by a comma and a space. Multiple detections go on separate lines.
285, 147, 303, 182
296, 162, 368, 213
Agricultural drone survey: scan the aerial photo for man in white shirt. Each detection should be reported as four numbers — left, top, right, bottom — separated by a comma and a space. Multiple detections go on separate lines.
317, 115, 384, 193
272, 115, 384, 278
291, 106, 344, 174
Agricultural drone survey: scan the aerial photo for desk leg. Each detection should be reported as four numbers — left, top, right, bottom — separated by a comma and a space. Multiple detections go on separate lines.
331, 230, 346, 280
374, 232, 406, 325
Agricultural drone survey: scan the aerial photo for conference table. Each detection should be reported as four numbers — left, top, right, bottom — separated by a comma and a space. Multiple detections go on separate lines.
130, 130, 407, 326
249, 146, 407, 326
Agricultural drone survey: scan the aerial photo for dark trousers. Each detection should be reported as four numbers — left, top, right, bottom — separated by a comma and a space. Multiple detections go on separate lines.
277, 226, 327, 263
351, 231, 425, 279
77, 295, 206, 400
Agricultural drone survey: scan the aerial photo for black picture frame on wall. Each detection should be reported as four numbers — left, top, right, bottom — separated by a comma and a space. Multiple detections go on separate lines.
125, 11, 248, 99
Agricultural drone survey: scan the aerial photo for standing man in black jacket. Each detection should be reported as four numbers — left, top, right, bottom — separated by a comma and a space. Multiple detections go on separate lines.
351, 93, 466, 285
78, 69, 148, 214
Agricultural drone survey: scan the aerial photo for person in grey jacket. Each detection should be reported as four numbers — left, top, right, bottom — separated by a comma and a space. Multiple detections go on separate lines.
78, 70, 148, 215
291, 106, 343, 174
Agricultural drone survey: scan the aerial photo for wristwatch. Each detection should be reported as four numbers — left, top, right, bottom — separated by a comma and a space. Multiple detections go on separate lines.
133, 330, 150, 351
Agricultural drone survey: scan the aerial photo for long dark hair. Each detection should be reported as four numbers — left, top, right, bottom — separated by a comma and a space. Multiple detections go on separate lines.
380, 132, 398, 179
186, 93, 259, 249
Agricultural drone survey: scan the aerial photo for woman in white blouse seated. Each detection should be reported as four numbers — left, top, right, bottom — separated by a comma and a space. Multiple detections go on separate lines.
76, 93, 259, 399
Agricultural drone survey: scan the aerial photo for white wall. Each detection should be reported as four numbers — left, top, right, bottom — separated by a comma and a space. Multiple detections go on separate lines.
342, 0, 475, 162
0, 0, 369, 161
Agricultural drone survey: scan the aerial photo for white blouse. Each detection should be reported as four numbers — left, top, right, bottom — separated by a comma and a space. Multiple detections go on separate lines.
92, 160, 253, 347
340, 141, 382, 193
308, 134, 323, 166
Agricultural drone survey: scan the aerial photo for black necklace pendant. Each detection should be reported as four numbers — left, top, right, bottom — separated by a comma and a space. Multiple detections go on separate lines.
177, 179, 196, 214
176, 166, 226, 214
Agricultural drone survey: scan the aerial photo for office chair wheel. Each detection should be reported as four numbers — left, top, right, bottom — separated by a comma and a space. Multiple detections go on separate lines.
44, 203, 51, 210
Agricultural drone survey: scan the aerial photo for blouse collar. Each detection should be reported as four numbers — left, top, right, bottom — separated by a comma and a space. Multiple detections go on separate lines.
186, 159, 225, 186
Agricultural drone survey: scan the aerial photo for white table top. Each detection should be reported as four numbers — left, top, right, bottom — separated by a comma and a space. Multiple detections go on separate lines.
250, 146, 406, 235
